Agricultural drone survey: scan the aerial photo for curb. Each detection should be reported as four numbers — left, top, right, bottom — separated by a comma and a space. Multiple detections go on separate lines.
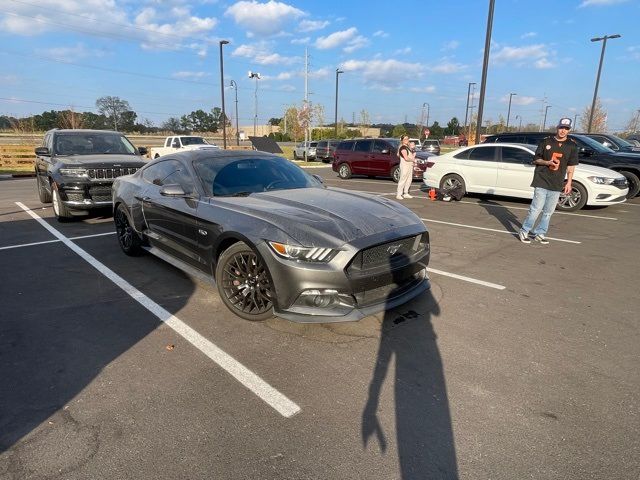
0, 173, 36, 180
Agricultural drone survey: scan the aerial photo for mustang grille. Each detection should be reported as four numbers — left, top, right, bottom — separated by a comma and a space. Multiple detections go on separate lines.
87, 167, 139, 180
347, 234, 426, 273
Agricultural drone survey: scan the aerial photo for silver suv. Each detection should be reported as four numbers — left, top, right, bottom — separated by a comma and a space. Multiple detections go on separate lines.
293, 141, 318, 160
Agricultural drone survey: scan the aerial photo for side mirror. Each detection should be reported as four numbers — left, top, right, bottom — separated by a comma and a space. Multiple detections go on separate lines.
579, 147, 594, 157
312, 174, 324, 184
159, 184, 186, 196
35, 146, 50, 156
380, 148, 390, 154
137, 146, 148, 155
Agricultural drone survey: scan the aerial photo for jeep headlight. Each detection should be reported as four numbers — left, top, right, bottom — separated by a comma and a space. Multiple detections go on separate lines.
268, 241, 338, 263
59, 168, 88, 178
587, 176, 615, 185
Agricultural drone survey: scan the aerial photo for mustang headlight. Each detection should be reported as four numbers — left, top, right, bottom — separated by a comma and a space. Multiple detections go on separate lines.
268, 241, 338, 263
587, 176, 616, 185
59, 168, 88, 178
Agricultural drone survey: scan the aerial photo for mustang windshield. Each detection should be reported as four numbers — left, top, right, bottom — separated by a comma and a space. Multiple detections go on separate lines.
194, 156, 323, 197
54, 133, 137, 155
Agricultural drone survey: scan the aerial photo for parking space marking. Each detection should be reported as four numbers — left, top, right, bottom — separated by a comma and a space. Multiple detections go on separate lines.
458, 201, 618, 220
0, 232, 115, 251
421, 217, 582, 244
427, 268, 505, 290
16, 202, 301, 419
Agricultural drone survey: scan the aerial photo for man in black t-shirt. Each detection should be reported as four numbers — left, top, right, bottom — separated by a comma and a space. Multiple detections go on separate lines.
518, 117, 579, 244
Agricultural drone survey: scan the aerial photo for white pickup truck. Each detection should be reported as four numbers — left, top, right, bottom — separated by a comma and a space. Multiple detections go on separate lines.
150, 136, 220, 158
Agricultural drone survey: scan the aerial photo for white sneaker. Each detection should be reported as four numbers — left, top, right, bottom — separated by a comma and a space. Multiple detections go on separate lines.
396, 195, 404, 200
403, 194, 414, 199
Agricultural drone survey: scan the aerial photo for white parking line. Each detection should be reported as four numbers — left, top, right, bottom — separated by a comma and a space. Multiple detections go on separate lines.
15, 202, 301, 419
458, 200, 618, 220
421, 217, 582, 244
0, 232, 115, 251
427, 268, 505, 290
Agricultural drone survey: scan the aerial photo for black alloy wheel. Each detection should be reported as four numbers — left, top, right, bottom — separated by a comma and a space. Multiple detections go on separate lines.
215, 242, 274, 321
114, 205, 143, 256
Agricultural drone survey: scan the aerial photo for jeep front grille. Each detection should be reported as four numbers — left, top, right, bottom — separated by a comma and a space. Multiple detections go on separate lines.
87, 167, 139, 179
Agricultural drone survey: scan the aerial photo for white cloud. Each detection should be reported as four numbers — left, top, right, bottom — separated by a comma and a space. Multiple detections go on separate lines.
343, 35, 369, 53
500, 95, 537, 106
409, 86, 437, 93
373, 30, 389, 38
232, 42, 300, 65
441, 40, 460, 51
291, 37, 310, 45
492, 43, 555, 69
432, 62, 467, 74
394, 47, 412, 55
279, 84, 296, 91
298, 19, 329, 32
342, 58, 425, 88
521, 32, 537, 39
580, 0, 628, 6
315, 27, 357, 49
37, 43, 106, 59
224, 1, 305, 36
310, 67, 331, 79
0, 74, 19, 84
628, 46, 640, 60
534, 58, 554, 69
171, 71, 211, 80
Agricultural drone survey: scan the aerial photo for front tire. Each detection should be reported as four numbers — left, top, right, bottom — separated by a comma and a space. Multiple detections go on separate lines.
51, 183, 73, 222
215, 242, 274, 321
338, 163, 352, 179
114, 204, 143, 256
620, 170, 640, 198
37, 174, 52, 203
557, 181, 587, 211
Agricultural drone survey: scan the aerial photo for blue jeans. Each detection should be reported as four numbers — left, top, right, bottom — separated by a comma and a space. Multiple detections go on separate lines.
520, 187, 561, 237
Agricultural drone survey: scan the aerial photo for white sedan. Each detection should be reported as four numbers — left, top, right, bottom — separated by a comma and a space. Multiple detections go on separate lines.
423, 143, 628, 211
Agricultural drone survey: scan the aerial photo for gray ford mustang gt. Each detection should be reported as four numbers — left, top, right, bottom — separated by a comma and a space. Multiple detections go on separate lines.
112, 150, 430, 323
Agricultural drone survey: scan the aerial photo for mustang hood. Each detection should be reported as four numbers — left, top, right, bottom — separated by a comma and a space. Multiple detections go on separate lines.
211, 187, 423, 246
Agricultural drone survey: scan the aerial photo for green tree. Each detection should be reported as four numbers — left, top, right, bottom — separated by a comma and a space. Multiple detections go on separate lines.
161, 117, 183, 133
268, 117, 282, 126
95, 96, 131, 131
119, 110, 137, 132
427, 121, 444, 139
445, 117, 461, 135
392, 124, 407, 137
82, 112, 108, 130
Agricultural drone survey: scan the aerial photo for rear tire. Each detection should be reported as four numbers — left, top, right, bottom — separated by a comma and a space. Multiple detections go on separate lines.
338, 163, 352, 179
51, 183, 73, 222
37, 174, 52, 203
114, 204, 143, 256
293, 151, 298, 160
439, 174, 466, 194
215, 242, 274, 321
620, 170, 640, 198
557, 181, 587, 211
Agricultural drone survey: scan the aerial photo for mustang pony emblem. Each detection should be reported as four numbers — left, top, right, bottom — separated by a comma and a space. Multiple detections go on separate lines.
386, 244, 402, 255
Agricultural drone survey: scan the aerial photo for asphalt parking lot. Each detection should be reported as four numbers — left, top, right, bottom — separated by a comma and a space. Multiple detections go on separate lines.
1, 169, 638, 480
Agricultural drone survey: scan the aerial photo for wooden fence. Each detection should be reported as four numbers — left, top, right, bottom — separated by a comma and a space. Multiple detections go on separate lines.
0, 145, 35, 169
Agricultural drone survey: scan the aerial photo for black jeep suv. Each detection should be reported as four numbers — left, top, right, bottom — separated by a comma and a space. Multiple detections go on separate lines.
483, 132, 640, 198
35, 129, 148, 221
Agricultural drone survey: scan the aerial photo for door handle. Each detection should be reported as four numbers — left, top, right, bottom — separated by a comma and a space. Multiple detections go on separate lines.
135, 195, 151, 201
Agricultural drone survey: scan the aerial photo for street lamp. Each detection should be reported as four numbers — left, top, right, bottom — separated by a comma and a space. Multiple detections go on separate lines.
475, 0, 495, 144
422, 102, 430, 134
515, 114, 522, 132
334, 68, 343, 138
463, 82, 476, 139
574, 114, 579, 131
588, 34, 621, 133
219, 40, 229, 149
248, 71, 261, 136
542, 105, 551, 131
506, 92, 517, 130
229, 80, 239, 146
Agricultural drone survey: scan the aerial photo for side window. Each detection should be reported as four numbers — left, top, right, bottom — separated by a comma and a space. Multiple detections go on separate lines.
453, 149, 471, 160
165, 137, 172, 147
142, 160, 182, 186
354, 140, 373, 152
337, 141, 354, 151
163, 168, 195, 193
467, 147, 496, 161
172, 138, 181, 148
522, 136, 542, 145
501, 147, 533, 164
373, 140, 391, 153
43, 134, 51, 149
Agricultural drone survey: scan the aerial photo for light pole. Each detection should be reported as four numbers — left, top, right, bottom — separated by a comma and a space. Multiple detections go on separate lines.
248, 71, 261, 136
463, 82, 476, 139
574, 114, 579, 131
475, 0, 495, 145
334, 68, 343, 138
218, 40, 229, 149
229, 80, 239, 146
422, 102, 430, 134
588, 34, 621, 133
506, 92, 517, 130
542, 105, 551, 131
515, 114, 522, 132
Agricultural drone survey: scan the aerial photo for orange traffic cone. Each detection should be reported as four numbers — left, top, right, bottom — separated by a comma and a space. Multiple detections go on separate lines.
428, 188, 437, 201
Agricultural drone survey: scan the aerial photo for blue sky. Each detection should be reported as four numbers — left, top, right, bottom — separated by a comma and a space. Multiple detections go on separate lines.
0, 0, 638, 132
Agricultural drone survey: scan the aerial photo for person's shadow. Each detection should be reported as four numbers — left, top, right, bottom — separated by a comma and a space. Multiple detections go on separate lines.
479, 198, 523, 236
362, 253, 458, 479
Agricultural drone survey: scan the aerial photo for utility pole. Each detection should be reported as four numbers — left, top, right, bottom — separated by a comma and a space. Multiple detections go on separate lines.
542, 105, 551, 131
588, 34, 621, 133
304, 47, 309, 144
334, 68, 343, 138
475, 0, 495, 145
506, 92, 517, 130
219, 40, 229, 149
468, 83, 477, 140
463, 82, 476, 139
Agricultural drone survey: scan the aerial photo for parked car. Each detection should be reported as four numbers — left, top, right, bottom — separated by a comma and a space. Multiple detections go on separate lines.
421, 139, 441, 155
113, 150, 431, 322
293, 141, 318, 160
332, 138, 432, 182
423, 143, 628, 211
581, 133, 640, 154
35, 129, 147, 221
150, 136, 219, 159
315, 139, 340, 163
483, 132, 640, 198
408, 138, 422, 149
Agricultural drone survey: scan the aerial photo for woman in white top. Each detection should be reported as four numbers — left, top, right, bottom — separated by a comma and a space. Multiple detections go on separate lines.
396, 135, 415, 199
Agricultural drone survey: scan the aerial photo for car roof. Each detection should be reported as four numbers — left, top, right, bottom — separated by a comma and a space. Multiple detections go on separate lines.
48, 129, 124, 135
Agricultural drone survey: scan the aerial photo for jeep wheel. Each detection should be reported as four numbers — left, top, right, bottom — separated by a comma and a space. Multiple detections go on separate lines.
338, 163, 352, 179
51, 184, 73, 222
36, 174, 52, 203
215, 242, 274, 321
114, 204, 143, 256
